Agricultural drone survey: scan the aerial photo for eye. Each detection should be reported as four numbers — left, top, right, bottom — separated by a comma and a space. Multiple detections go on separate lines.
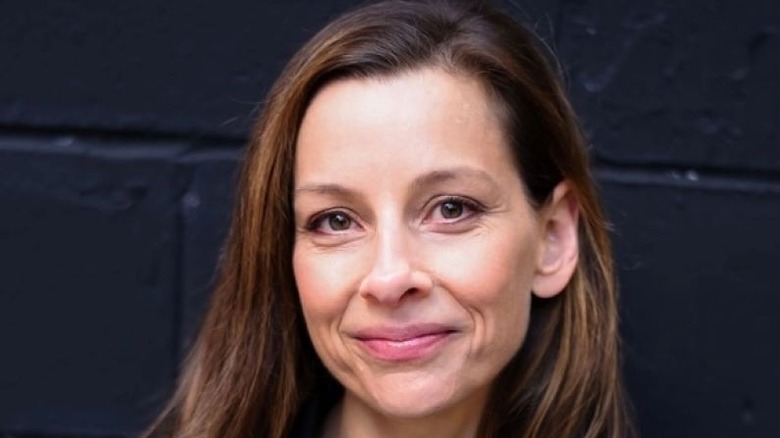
439, 200, 464, 219
307, 210, 357, 234
326, 212, 352, 231
427, 196, 483, 224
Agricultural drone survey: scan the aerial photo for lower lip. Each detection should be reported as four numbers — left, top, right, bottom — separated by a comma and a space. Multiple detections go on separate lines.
356, 332, 454, 363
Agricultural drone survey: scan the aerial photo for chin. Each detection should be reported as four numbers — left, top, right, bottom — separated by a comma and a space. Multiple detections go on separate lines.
359, 371, 477, 419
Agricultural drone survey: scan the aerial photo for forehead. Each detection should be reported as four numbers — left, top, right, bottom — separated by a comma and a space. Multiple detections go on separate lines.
294, 68, 518, 188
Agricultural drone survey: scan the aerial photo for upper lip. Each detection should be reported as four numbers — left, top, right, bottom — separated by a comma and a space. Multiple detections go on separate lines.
350, 324, 458, 342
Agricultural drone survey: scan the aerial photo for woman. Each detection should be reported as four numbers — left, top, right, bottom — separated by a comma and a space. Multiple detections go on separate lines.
146, 1, 633, 437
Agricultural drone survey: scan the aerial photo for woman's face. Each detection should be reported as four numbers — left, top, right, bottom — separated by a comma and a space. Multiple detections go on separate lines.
293, 68, 552, 419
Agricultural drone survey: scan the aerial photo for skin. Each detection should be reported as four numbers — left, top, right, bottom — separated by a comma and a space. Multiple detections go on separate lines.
292, 68, 579, 438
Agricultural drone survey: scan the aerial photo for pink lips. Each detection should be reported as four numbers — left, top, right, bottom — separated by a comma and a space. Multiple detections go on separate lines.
351, 324, 457, 363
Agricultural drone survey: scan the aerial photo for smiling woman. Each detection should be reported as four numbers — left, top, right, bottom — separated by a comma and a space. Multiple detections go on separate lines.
145, 1, 633, 437
293, 70, 578, 437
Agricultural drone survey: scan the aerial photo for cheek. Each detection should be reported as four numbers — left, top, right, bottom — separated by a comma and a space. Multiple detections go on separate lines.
430, 228, 538, 303
293, 248, 353, 374
427, 228, 538, 347
293, 248, 358, 327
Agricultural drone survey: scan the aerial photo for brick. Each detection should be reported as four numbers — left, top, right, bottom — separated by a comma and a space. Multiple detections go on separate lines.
0, 137, 184, 436
600, 174, 780, 437
560, 1, 780, 171
0, 1, 363, 139
178, 151, 240, 357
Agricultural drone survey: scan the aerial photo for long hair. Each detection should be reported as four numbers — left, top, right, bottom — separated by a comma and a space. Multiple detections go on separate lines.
145, 1, 633, 436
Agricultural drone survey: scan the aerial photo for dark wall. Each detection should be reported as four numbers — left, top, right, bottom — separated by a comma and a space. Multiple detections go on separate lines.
1, 1, 777, 437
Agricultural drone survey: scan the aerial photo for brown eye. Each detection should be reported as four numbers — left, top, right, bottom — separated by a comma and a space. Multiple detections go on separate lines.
440, 201, 463, 219
327, 213, 352, 231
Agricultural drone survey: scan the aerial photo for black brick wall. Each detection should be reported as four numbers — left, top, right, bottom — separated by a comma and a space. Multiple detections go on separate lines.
1, 1, 777, 437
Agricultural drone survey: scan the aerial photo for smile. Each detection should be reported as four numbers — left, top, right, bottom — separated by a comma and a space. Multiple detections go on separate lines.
351, 324, 458, 363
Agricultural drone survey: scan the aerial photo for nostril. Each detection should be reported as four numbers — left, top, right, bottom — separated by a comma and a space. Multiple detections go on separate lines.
358, 267, 434, 307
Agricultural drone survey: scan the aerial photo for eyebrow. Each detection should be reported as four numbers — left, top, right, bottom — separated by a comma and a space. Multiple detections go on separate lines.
294, 183, 359, 198
409, 167, 500, 192
294, 166, 500, 198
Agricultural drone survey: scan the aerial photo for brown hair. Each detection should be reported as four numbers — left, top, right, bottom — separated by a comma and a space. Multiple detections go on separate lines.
146, 1, 633, 436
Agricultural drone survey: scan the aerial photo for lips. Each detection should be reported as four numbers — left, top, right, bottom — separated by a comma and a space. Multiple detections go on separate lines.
351, 324, 457, 363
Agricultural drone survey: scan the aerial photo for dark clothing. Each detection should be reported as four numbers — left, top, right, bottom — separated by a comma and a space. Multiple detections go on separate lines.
288, 379, 343, 438
288, 398, 328, 438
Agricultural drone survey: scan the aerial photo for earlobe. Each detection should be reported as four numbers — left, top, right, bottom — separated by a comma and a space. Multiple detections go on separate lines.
532, 181, 580, 299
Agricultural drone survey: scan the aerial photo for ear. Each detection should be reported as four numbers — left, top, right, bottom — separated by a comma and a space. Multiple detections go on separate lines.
532, 181, 580, 299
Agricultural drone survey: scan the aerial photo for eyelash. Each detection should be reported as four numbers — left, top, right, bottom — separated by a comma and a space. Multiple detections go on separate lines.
426, 196, 484, 224
305, 209, 358, 233
304, 196, 485, 234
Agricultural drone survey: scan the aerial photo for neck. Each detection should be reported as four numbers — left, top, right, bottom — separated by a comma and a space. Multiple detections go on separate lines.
324, 390, 486, 438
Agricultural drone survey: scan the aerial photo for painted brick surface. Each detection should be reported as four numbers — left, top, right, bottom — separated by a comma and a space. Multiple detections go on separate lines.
179, 151, 240, 357
0, 1, 361, 138
601, 174, 780, 437
0, 138, 185, 436
560, 1, 780, 171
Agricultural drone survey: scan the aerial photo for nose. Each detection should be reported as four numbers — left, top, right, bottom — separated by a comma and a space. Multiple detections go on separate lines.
358, 226, 433, 307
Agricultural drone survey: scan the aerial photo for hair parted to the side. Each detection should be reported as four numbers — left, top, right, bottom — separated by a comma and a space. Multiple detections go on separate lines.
144, 1, 634, 437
